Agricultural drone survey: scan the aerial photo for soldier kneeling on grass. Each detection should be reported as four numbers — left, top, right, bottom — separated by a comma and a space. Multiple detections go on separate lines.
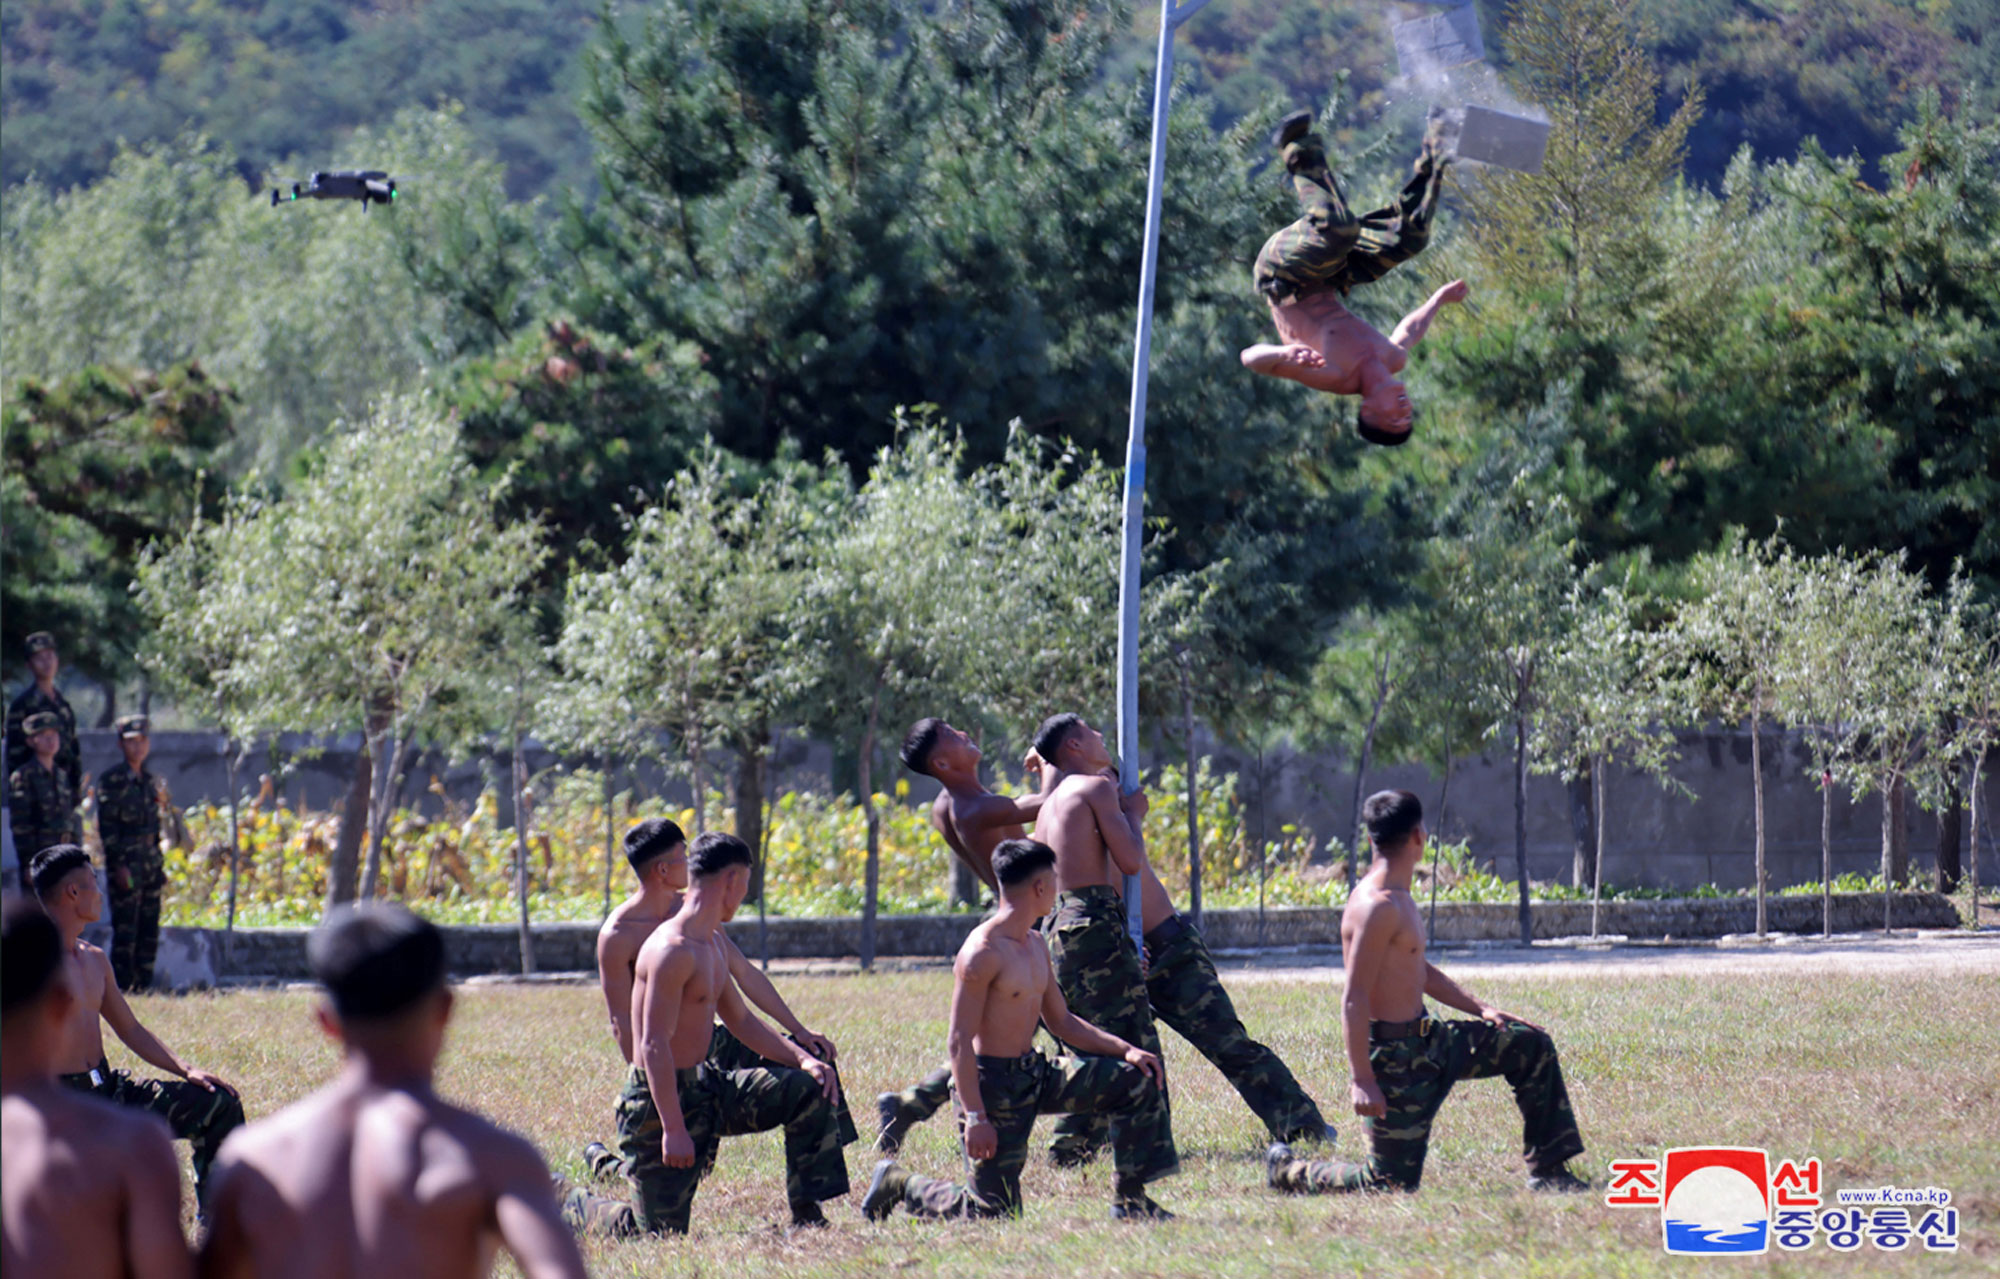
1265, 790, 1591, 1196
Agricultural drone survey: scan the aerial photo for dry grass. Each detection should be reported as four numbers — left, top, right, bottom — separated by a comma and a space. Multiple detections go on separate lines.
126, 951, 2000, 1278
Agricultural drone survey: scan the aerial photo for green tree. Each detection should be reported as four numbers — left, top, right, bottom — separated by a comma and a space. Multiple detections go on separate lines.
2, 361, 233, 693
137, 397, 547, 911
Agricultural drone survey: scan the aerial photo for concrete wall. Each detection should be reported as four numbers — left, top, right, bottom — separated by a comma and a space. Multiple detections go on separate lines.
149, 892, 1960, 989
17, 723, 1987, 900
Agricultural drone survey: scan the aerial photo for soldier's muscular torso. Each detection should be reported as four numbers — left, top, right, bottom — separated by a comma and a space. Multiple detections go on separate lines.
961, 923, 1054, 1059
1033, 775, 1121, 893
1340, 882, 1427, 1023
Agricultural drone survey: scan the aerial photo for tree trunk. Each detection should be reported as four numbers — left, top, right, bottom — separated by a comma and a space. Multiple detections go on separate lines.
513, 724, 536, 975
224, 739, 241, 973
358, 733, 414, 902
1821, 769, 1834, 938
1181, 655, 1201, 929
858, 684, 883, 972
758, 781, 771, 971
1567, 766, 1595, 890
1437, 734, 1455, 839
1590, 755, 1605, 940
325, 747, 372, 910
601, 761, 616, 920
1750, 708, 1767, 938
688, 727, 707, 833
1346, 654, 1392, 890
1883, 773, 1909, 886
1936, 758, 1964, 894
735, 740, 767, 903
1514, 708, 1531, 946
1970, 750, 1985, 933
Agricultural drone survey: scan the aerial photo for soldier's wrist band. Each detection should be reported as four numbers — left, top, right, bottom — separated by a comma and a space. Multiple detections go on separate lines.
964, 1110, 987, 1125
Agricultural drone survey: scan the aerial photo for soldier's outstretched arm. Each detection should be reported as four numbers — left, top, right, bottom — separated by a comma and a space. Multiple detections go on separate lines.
720, 932, 836, 1062
489, 1130, 589, 1279
97, 952, 235, 1095
1082, 776, 1147, 877
1389, 279, 1469, 352
1422, 963, 1545, 1032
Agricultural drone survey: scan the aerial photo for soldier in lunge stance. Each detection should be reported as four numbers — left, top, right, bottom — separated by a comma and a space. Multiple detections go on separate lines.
1265, 790, 1589, 1195
863, 839, 1174, 1222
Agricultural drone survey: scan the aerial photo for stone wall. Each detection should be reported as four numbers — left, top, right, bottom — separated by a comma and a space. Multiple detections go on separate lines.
150, 892, 1961, 989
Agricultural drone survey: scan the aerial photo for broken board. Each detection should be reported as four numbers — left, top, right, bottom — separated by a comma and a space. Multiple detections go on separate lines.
1392, 3, 1484, 75
1457, 104, 1550, 173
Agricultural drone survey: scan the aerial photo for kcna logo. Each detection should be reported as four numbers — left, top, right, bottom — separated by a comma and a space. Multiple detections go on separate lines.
1604, 1147, 1958, 1256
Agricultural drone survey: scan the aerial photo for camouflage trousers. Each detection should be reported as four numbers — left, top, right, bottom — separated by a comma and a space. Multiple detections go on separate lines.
583, 1023, 860, 1184
58, 1056, 246, 1210
1268, 1013, 1585, 1193
1061, 913, 1328, 1147
898, 1050, 1173, 1218
564, 1060, 851, 1237
1253, 134, 1445, 305
105, 858, 164, 992
1044, 886, 1175, 1169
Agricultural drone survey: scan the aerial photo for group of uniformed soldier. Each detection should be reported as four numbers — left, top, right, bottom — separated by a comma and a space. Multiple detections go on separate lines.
5, 631, 172, 991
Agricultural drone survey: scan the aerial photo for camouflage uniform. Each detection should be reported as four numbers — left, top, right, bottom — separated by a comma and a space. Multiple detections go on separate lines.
96, 722, 165, 992
1253, 132, 1446, 305
57, 1056, 246, 1210
1044, 885, 1176, 1170
891, 915, 1328, 1147
4, 658, 80, 798
582, 1021, 860, 1183
563, 1059, 851, 1237
8, 743, 81, 889
888, 1049, 1174, 1218
1267, 1011, 1585, 1193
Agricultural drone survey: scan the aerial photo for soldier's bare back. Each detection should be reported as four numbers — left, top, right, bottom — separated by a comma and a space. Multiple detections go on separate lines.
198, 1077, 570, 1279
1033, 772, 1133, 893
3, 1085, 187, 1279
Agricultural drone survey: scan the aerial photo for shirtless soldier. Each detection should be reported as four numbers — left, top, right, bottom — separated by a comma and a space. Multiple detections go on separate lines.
32, 844, 245, 1212
1239, 109, 1466, 445
3, 900, 190, 1279
862, 838, 1175, 1221
567, 832, 849, 1237
575, 818, 852, 1188
875, 719, 1056, 1153
1028, 713, 1180, 1174
196, 904, 587, 1279
1266, 790, 1589, 1195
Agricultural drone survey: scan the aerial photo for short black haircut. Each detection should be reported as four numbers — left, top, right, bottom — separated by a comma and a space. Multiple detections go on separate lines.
1362, 789, 1425, 854
29, 844, 91, 901
1357, 403, 1415, 447
1032, 713, 1085, 765
991, 838, 1056, 889
688, 831, 753, 878
624, 818, 687, 873
2, 899, 64, 1018
308, 904, 447, 1022
899, 718, 947, 776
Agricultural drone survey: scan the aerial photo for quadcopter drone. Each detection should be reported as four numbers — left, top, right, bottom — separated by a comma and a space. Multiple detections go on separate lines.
269, 170, 406, 210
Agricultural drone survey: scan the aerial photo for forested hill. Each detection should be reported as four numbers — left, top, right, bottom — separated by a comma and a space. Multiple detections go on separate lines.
5, 0, 1994, 198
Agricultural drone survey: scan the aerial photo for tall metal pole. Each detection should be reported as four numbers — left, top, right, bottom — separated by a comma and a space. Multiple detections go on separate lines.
1119, 0, 1212, 954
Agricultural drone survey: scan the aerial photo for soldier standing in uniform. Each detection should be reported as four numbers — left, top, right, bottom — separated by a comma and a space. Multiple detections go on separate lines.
8, 712, 81, 889
861, 838, 1174, 1223
1265, 790, 1588, 1195
4, 633, 80, 797
95, 715, 169, 992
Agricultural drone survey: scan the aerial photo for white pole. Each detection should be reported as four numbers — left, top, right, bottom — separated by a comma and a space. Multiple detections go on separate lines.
1119, 0, 1211, 954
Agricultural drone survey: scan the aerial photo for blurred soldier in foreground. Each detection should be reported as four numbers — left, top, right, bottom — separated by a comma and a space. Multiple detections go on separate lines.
3, 899, 191, 1279
198, 904, 586, 1279
33, 844, 244, 1212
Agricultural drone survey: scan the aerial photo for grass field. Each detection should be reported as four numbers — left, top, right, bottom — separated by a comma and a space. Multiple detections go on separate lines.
127, 944, 1999, 1277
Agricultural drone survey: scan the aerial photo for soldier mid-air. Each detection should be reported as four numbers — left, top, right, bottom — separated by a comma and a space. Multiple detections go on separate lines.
863, 838, 1174, 1222
1265, 790, 1589, 1196
197, 904, 587, 1279
1239, 110, 1467, 445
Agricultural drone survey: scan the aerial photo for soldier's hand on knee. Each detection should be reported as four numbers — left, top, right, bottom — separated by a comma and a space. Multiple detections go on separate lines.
185, 1068, 236, 1096
962, 1114, 997, 1161
802, 1056, 841, 1105
1479, 1006, 1544, 1034
663, 1128, 697, 1168
1351, 1079, 1386, 1118
796, 1029, 838, 1064
1123, 1047, 1164, 1089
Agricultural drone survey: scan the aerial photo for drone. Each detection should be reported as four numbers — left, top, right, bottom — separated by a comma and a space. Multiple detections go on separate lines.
269, 170, 406, 210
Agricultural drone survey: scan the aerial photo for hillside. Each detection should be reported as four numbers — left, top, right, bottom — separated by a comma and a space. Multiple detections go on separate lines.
5, 2, 1994, 200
